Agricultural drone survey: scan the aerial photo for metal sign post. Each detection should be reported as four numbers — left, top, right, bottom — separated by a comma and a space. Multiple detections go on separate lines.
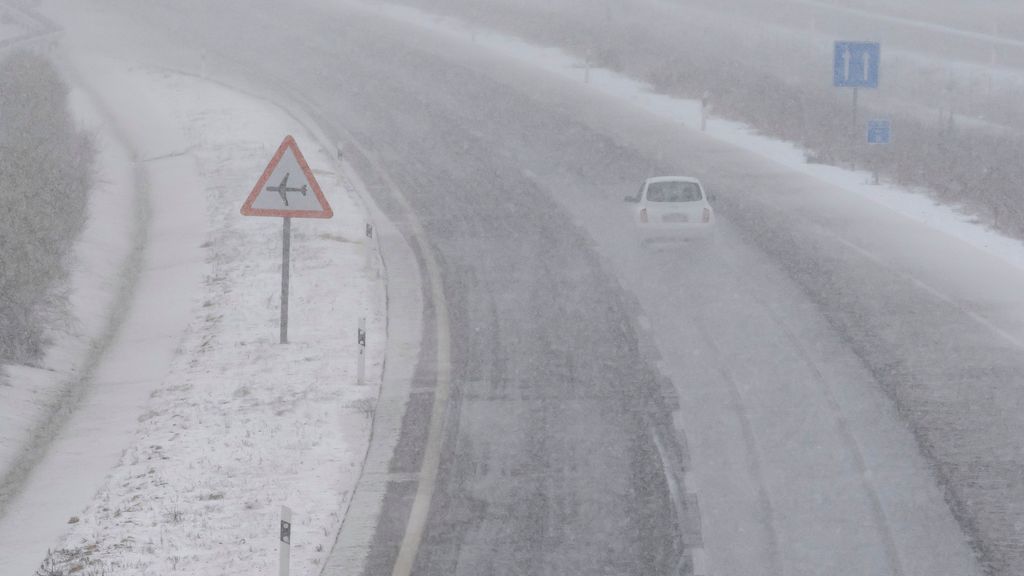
281, 217, 291, 344
852, 87, 859, 134
279, 505, 292, 576
867, 119, 892, 184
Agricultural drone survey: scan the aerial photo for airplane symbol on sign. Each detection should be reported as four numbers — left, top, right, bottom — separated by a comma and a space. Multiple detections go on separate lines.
240, 135, 333, 219
265, 173, 308, 206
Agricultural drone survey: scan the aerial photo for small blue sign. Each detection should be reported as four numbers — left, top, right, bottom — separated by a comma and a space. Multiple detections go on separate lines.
867, 119, 892, 144
834, 42, 880, 88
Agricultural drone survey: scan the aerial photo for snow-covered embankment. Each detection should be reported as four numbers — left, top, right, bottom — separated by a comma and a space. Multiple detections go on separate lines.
0, 57, 386, 576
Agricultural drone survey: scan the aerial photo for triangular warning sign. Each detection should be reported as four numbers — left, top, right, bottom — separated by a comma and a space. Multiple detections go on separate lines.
241, 135, 333, 219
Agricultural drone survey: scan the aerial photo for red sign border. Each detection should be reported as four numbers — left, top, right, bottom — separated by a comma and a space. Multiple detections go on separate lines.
241, 135, 334, 219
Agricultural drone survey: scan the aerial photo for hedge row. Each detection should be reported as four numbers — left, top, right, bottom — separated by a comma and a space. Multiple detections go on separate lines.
0, 51, 94, 364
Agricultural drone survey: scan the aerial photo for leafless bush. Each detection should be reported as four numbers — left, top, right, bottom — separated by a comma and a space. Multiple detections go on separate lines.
0, 51, 95, 363
36, 547, 106, 576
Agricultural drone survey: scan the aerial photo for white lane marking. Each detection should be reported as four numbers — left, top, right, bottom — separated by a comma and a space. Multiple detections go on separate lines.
651, 428, 685, 525
371, 161, 452, 576
831, 233, 1024, 350
288, 83, 451, 573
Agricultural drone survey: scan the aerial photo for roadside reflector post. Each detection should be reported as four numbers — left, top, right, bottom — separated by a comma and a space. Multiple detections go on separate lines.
279, 506, 292, 576
365, 223, 375, 273
701, 91, 710, 132
358, 318, 367, 385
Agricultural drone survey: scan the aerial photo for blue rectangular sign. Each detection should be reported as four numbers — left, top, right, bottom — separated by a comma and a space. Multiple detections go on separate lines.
867, 119, 892, 144
834, 42, 880, 88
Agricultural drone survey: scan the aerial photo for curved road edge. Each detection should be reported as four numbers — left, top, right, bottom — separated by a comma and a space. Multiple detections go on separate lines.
195, 71, 445, 576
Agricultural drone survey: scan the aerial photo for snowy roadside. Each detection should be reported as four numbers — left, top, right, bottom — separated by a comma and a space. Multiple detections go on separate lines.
16, 61, 385, 575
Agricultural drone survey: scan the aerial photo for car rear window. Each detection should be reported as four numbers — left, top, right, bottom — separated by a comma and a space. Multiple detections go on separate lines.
646, 181, 702, 202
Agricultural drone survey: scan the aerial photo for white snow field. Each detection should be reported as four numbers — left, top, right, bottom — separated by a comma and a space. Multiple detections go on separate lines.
0, 56, 386, 575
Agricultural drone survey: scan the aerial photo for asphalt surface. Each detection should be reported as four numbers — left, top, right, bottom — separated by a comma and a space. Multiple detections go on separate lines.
312, 41, 680, 576
48, 1, 1024, 575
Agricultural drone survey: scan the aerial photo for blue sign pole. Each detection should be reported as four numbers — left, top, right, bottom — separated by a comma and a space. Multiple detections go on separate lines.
835, 42, 881, 135
866, 119, 891, 184
852, 87, 859, 133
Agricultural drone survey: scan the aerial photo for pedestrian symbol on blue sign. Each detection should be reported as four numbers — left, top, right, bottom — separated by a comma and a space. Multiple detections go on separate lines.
867, 119, 891, 144
834, 42, 880, 88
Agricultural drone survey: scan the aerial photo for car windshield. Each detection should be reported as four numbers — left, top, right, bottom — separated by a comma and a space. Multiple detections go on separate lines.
646, 181, 702, 202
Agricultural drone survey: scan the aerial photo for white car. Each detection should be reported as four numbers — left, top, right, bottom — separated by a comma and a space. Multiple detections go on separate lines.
625, 176, 715, 245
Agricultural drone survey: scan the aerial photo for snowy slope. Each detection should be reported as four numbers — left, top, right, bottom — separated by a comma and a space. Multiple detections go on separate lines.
0, 78, 139, 508
0, 57, 386, 575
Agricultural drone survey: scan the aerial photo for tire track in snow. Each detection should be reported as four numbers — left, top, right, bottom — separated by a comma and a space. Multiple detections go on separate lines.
688, 316, 786, 576
731, 273, 906, 576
